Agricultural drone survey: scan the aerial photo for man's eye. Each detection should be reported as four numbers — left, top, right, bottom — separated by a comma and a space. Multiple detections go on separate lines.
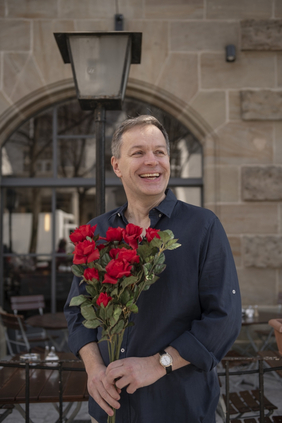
156, 150, 165, 155
132, 151, 142, 156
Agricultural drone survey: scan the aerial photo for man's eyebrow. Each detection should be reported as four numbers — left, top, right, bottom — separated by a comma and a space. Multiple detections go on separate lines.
129, 144, 167, 150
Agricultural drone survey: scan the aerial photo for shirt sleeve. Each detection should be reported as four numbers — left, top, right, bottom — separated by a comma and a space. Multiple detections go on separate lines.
170, 216, 242, 372
64, 274, 99, 356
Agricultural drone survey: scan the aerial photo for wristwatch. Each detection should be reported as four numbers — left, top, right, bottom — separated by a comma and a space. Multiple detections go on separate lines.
159, 349, 173, 374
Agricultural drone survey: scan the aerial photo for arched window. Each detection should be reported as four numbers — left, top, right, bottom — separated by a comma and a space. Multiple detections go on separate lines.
0, 97, 203, 312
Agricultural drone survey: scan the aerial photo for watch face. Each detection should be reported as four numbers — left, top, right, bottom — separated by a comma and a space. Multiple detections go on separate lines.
160, 354, 172, 366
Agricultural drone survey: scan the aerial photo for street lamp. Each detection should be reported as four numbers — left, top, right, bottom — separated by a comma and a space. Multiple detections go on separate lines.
54, 31, 142, 215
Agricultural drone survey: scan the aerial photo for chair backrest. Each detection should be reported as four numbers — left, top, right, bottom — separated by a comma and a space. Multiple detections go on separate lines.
0, 310, 30, 355
10, 295, 45, 315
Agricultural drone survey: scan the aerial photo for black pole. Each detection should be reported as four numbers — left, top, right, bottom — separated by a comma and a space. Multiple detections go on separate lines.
95, 105, 106, 216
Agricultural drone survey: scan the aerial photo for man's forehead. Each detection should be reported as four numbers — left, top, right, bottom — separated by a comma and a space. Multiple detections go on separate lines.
122, 124, 166, 145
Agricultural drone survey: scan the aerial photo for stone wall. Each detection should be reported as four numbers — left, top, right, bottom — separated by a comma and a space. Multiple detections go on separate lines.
0, 0, 282, 305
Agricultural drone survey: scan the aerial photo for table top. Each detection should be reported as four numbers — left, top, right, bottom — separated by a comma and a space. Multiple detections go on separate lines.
26, 312, 67, 330
0, 352, 88, 404
242, 310, 282, 326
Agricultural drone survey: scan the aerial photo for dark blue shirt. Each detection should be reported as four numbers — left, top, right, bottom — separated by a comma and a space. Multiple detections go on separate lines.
64, 189, 241, 423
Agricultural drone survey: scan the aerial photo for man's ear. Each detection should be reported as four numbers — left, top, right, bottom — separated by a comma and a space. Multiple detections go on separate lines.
111, 156, 122, 178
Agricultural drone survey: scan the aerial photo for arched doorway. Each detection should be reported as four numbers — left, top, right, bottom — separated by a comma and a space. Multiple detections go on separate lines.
0, 92, 203, 313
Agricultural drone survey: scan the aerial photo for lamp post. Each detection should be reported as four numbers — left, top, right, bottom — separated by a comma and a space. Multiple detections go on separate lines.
54, 31, 142, 215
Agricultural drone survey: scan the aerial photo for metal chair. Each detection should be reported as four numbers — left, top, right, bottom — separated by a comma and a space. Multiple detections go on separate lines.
10, 295, 48, 344
0, 310, 31, 355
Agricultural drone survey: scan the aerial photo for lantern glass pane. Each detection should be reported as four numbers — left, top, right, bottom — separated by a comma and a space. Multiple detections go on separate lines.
68, 34, 130, 98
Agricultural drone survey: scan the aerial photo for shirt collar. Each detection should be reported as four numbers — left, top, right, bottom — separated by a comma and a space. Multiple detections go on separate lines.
109, 189, 177, 221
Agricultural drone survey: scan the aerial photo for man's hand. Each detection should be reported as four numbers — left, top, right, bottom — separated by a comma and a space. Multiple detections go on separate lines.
79, 343, 121, 417
106, 355, 165, 394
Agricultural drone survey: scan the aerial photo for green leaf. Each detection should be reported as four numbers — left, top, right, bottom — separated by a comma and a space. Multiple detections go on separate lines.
94, 263, 105, 272
112, 319, 124, 335
167, 243, 181, 250
105, 304, 114, 320
110, 288, 119, 297
70, 295, 89, 307
71, 264, 85, 277
86, 285, 97, 297
125, 321, 135, 328
121, 275, 138, 290
81, 304, 97, 320
137, 244, 154, 260
120, 289, 130, 305
150, 238, 163, 249
100, 252, 111, 268
99, 304, 106, 321
154, 263, 166, 274
154, 252, 165, 265
143, 262, 152, 275
83, 319, 101, 329
86, 236, 93, 242
127, 303, 138, 313
160, 229, 174, 241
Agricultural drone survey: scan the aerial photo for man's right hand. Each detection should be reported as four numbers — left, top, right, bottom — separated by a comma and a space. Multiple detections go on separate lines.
79, 343, 121, 416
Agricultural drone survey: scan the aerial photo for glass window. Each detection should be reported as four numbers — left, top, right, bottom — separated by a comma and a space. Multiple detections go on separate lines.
1, 96, 203, 312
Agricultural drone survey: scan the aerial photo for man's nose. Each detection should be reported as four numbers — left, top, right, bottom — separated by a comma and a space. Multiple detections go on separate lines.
144, 152, 157, 165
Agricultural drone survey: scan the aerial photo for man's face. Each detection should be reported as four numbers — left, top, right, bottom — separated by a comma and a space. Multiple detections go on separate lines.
111, 124, 170, 202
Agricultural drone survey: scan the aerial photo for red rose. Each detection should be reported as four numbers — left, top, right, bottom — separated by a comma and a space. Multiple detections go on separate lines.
103, 259, 132, 284
84, 267, 99, 282
123, 223, 142, 249
73, 240, 100, 264
146, 228, 161, 242
70, 224, 97, 244
96, 292, 112, 307
104, 227, 124, 242
114, 247, 140, 264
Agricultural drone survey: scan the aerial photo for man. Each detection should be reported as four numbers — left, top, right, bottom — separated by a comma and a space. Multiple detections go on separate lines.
64, 115, 241, 423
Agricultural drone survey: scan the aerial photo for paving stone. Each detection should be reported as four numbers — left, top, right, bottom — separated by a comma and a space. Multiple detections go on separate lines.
242, 166, 282, 201
241, 90, 282, 120
241, 19, 282, 51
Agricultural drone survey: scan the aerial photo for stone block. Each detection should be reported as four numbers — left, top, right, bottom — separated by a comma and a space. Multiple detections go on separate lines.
170, 21, 238, 52
201, 52, 275, 89
278, 54, 282, 87
241, 90, 282, 120
157, 53, 198, 103
218, 166, 239, 202
127, 20, 169, 85
218, 203, 278, 234
0, 1, 4, 17
0, 91, 11, 115
74, 19, 113, 31
242, 166, 282, 201
275, 123, 282, 165
144, 0, 203, 19
216, 122, 273, 165
0, 20, 30, 51
3, 54, 43, 103
243, 236, 282, 268
190, 91, 226, 130
206, 0, 272, 19
275, 0, 282, 18
33, 20, 74, 84
59, 0, 142, 19
228, 236, 242, 267
7, 0, 58, 18
236, 268, 277, 305
241, 19, 282, 51
228, 91, 241, 121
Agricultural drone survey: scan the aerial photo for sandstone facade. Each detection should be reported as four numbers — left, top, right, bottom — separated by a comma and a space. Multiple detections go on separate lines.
1, 0, 282, 306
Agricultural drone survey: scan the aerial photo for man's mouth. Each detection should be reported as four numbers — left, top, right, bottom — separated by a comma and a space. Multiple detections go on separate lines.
139, 173, 160, 179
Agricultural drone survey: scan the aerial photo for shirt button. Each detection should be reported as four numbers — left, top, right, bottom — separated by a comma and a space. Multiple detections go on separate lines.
117, 213, 121, 217
232, 290, 236, 294
159, 213, 162, 217
121, 348, 125, 353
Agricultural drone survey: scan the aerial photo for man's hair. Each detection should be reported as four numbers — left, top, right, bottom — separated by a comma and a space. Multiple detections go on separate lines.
111, 115, 170, 158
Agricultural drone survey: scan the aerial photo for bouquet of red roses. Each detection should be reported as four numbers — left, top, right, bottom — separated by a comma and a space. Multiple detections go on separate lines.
69, 223, 180, 422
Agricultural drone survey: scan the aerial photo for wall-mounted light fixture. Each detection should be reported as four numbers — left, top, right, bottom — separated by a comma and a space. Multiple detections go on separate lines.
44, 213, 51, 232
226, 45, 236, 62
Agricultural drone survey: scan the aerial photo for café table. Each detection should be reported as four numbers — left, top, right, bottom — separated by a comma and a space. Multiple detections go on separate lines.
0, 352, 88, 423
240, 309, 282, 354
25, 312, 68, 351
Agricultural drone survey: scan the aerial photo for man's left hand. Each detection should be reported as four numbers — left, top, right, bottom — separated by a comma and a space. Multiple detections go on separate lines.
105, 355, 165, 394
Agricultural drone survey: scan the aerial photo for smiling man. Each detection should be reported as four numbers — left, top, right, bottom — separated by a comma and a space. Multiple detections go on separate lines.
64, 115, 242, 423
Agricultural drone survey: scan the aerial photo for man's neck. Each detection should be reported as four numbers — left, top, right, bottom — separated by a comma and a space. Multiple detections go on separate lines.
125, 192, 166, 232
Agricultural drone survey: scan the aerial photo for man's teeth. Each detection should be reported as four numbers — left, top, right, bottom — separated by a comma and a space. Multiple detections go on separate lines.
140, 173, 160, 178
